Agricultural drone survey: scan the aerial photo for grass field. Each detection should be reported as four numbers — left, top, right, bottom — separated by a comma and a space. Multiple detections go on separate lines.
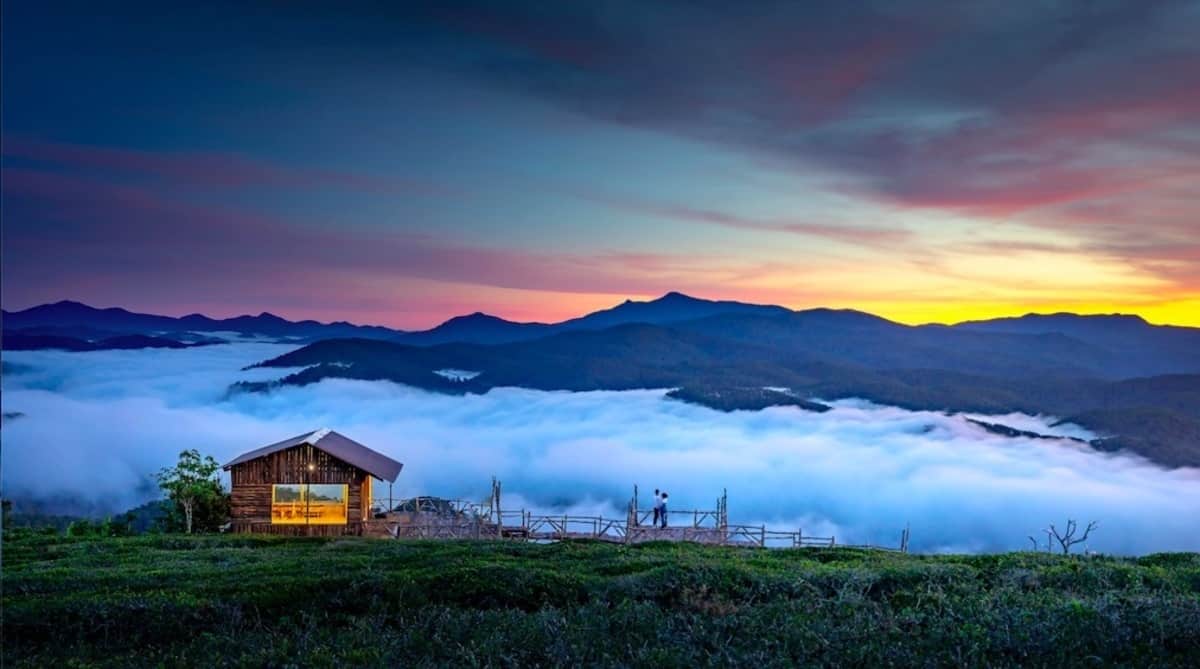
3, 533, 1199, 667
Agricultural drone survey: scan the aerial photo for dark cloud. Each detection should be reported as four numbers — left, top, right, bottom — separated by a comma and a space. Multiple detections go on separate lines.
411, 1, 1199, 218
3, 0, 1197, 317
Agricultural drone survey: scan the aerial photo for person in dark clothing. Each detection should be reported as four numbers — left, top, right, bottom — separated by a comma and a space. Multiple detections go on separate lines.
659, 492, 669, 528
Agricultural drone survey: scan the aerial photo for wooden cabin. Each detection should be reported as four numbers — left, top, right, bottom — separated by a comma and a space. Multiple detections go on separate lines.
223, 428, 403, 535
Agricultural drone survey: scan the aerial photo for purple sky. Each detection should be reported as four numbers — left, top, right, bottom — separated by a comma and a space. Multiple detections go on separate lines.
3, 1, 1198, 327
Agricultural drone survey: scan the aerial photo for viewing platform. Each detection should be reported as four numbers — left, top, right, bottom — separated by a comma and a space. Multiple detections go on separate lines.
362, 482, 911, 552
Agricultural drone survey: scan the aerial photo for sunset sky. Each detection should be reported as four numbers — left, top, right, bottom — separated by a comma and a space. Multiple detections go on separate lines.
3, 1, 1198, 328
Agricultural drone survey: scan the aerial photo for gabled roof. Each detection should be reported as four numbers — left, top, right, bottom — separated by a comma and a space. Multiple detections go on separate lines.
223, 428, 403, 482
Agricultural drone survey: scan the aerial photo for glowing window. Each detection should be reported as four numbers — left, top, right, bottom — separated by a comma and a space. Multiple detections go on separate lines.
271, 484, 348, 525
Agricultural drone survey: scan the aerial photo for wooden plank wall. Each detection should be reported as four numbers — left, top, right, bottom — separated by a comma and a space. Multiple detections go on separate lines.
229, 444, 373, 529
229, 521, 365, 537
231, 444, 363, 485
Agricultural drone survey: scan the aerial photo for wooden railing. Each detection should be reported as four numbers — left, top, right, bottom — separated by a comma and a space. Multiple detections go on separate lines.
371, 511, 891, 550
366, 487, 908, 552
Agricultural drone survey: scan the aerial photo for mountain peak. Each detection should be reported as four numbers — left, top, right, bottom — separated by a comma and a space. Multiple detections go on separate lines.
441, 312, 508, 326
655, 291, 699, 303
1039, 312, 1148, 325
253, 312, 289, 324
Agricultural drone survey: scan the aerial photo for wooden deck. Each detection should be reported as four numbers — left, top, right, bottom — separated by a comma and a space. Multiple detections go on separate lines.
355, 484, 912, 552
361, 509, 895, 550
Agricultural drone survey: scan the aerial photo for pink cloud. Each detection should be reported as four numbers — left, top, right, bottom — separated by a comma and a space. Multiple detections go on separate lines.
1, 166, 785, 324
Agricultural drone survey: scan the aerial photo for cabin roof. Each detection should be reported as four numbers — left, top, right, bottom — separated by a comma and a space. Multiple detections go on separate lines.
223, 428, 403, 482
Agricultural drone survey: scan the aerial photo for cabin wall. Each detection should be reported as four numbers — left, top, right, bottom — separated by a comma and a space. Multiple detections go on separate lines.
230, 443, 363, 486
228, 444, 375, 534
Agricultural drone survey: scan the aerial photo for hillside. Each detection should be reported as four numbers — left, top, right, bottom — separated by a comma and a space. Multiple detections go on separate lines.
243, 319, 1200, 467
1, 332, 208, 352
9, 293, 1199, 467
4, 534, 1198, 667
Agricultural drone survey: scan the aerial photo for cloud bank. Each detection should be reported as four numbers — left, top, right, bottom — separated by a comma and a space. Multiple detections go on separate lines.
3, 343, 1198, 553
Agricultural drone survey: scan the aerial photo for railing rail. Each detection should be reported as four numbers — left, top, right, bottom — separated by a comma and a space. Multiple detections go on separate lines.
366, 484, 905, 552
371, 510, 897, 550
633, 508, 721, 528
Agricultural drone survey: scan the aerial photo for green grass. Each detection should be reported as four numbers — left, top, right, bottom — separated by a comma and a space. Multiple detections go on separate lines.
3, 534, 1199, 667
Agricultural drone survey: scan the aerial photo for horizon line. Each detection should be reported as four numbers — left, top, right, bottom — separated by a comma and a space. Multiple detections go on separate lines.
4, 293, 1190, 332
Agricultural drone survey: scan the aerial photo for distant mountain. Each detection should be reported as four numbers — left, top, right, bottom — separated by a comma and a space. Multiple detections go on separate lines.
557, 291, 791, 331
953, 313, 1200, 376
955, 312, 1153, 337
2, 332, 204, 352
394, 313, 554, 346
239, 303, 1200, 469
2, 300, 403, 344
2, 293, 796, 348
390, 292, 793, 346
17, 295, 1196, 366
7, 294, 1200, 467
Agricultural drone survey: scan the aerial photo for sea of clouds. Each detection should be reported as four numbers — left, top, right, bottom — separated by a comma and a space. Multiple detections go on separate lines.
3, 342, 1198, 553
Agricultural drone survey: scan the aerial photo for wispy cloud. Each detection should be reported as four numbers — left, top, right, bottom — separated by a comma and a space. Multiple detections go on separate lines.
0, 166, 785, 321
591, 197, 911, 247
421, 1, 1200, 278
2, 136, 445, 196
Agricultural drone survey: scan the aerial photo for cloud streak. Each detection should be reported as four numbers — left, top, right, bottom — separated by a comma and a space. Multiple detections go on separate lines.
1, 166, 781, 317
2, 136, 444, 196
589, 196, 911, 247
420, 1, 1200, 286
3, 343, 1198, 554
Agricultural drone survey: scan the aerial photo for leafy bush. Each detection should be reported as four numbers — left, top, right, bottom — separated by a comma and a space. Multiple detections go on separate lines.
64, 514, 136, 537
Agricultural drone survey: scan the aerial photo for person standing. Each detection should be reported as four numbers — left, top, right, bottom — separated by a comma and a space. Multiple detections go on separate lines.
659, 492, 669, 529
652, 488, 662, 527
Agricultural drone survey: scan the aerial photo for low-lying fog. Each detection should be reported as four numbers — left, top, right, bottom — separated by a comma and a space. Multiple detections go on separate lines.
3, 342, 1198, 553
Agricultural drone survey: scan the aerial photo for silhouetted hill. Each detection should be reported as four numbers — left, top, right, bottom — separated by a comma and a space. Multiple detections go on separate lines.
241, 314, 1200, 467
2, 301, 402, 343
2, 293, 806, 349
557, 291, 791, 331
387, 293, 796, 345
394, 313, 554, 346
8, 295, 1200, 466
2, 332, 204, 352
9, 295, 1198, 363
954, 313, 1200, 376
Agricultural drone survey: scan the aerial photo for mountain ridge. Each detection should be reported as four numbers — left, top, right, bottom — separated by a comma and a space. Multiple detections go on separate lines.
10, 292, 1193, 348
6, 294, 1199, 468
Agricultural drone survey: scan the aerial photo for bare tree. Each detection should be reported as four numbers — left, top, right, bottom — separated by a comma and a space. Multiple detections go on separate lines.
1048, 519, 1098, 555
1026, 528, 1055, 552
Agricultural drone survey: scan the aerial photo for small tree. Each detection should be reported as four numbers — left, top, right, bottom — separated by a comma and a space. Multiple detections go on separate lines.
1049, 519, 1099, 555
156, 450, 226, 534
